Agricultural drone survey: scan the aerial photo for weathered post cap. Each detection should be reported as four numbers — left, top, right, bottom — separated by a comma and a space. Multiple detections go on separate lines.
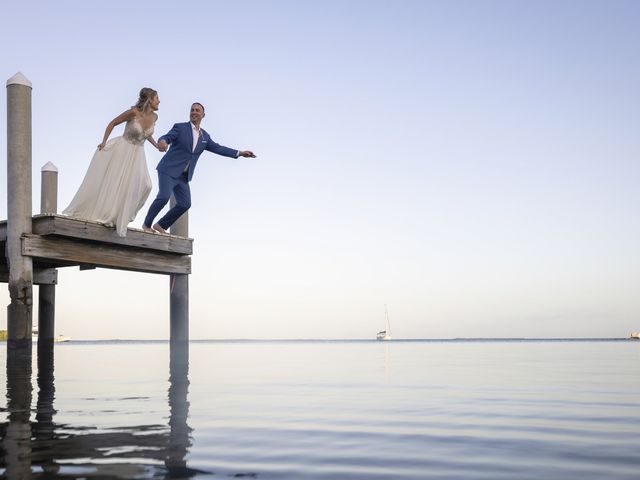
41, 162, 58, 173
6, 72, 32, 88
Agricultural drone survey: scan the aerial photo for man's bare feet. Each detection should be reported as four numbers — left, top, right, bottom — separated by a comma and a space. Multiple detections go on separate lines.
153, 223, 169, 234
142, 224, 156, 233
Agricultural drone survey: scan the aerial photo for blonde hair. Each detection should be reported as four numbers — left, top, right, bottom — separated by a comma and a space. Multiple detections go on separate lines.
134, 87, 158, 112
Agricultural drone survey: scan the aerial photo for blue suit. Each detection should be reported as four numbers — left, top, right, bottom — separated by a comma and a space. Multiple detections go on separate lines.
143, 122, 239, 230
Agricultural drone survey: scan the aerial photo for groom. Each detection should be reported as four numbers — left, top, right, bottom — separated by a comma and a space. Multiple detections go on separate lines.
143, 102, 255, 234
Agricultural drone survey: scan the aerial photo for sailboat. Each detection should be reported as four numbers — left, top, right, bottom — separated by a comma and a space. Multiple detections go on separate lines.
376, 305, 392, 341
32, 329, 72, 343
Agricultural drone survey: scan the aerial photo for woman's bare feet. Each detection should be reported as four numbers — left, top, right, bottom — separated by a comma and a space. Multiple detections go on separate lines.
142, 224, 156, 233
152, 223, 169, 234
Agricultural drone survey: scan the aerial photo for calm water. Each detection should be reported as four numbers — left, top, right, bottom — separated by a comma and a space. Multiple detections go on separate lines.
1, 339, 639, 479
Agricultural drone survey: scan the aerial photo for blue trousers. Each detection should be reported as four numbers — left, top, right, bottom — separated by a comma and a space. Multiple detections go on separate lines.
143, 172, 191, 229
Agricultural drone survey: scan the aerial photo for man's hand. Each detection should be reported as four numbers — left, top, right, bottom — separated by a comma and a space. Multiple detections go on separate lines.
238, 150, 256, 158
158, 140, 169, 152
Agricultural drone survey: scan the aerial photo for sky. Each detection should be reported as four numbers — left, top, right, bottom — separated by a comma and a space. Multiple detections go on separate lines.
1, 0, 639, 340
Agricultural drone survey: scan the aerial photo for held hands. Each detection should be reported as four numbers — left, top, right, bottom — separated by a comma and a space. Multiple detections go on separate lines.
238, 150, 256, 158
158, 140, 169, 152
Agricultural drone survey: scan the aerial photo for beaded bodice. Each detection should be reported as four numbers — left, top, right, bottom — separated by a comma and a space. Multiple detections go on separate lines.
123, 117, 154, 146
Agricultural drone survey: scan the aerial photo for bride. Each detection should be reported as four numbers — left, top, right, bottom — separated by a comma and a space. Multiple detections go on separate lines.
63, 87, 162, 236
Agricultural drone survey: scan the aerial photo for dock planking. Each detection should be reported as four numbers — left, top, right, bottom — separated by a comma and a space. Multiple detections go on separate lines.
0, 214, 192, 275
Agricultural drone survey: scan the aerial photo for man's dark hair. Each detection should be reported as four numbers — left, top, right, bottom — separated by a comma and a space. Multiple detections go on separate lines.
192, 102, 205, 113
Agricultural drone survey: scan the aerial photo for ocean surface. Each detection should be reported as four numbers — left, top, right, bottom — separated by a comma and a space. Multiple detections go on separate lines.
1, 339, 639, 479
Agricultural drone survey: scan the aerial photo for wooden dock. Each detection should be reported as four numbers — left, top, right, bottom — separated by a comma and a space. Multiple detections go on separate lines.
0, 214, 192, 278
4, 71, 191, 357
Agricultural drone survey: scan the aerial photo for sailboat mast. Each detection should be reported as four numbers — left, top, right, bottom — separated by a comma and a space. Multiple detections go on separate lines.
385, 304, 391, 336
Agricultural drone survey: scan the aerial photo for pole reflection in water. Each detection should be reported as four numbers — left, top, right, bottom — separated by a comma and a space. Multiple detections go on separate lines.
33, 344, 59, 476
2, 350, 33, 480
166, 342, 206, 479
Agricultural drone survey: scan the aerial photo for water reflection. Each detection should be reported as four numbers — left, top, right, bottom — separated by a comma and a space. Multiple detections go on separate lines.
0, 345, 202, 479
165, 343, 208, 479
33, 344, 59, 476
2, 350, 33, 479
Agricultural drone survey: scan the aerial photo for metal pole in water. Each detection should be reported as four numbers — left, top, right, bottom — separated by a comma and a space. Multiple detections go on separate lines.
6, 72, 34, 357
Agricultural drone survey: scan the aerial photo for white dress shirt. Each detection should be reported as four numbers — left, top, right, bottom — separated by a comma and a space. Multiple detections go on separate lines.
191, 122, 200, 152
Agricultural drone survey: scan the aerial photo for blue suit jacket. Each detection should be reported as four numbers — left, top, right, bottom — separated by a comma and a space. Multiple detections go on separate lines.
156, 122, 239, 181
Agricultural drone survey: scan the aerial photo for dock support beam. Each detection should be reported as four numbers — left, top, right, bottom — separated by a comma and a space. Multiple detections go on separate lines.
6, 72, 33, 356
38, 162, 58, 346
170, 199, 189, 357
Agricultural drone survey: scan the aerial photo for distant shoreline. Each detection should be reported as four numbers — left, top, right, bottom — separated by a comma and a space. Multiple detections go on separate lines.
0, 335, 636, 344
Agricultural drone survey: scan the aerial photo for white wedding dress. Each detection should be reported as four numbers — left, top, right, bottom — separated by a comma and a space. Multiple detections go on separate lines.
63, 117, 153, 236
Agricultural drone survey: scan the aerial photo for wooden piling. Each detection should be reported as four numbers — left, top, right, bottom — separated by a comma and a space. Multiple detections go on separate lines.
170, 198, 189, 349
40, 162, 58, 214
6, 72, 34, 353
38, 162, 58, 345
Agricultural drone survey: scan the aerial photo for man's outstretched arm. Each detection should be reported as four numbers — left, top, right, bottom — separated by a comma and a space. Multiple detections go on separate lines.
205, 137, 256, 158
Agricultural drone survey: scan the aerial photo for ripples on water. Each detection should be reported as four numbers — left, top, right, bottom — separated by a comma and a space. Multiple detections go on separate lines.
1, 339, 639, 479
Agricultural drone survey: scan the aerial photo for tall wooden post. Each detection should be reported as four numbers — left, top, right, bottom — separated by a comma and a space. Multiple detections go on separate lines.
6, 72, 33, 355
38, 162, 58, 345
169, 197, 189, 353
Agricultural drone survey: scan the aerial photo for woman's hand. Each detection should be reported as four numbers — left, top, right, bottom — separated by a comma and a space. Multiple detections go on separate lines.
97, 142, 106, 150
